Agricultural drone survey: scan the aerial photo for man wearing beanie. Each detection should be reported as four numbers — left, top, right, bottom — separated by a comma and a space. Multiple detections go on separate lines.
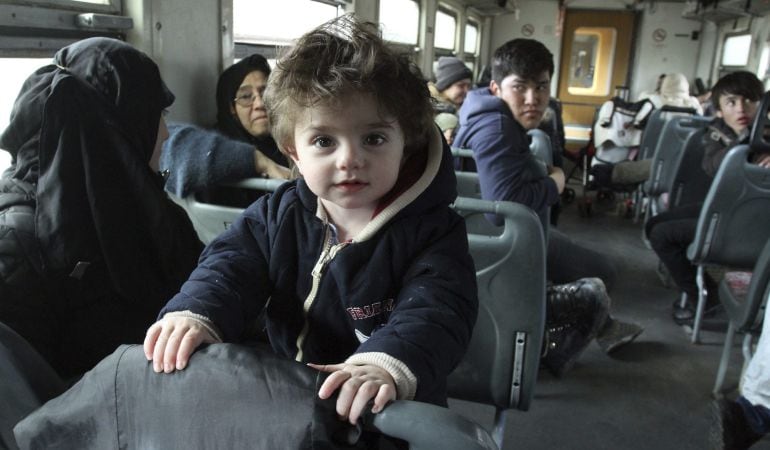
429, 56, 473, 114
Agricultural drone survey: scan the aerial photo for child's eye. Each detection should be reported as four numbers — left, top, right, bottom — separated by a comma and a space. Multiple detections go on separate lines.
313, 136, 334, 148
364, 134, 386, 146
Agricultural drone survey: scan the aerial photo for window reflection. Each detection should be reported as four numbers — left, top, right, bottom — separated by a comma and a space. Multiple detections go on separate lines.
567, 27, 616, 97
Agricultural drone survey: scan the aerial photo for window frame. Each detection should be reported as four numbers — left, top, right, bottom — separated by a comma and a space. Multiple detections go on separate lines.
720, 32, 753, 68
434, 5, 458, 52
378, 0, 420, 47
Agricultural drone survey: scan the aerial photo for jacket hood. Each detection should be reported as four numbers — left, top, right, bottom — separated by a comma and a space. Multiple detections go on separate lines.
458, 87, 527, 136
295, 125, 457, 241
0, 37, 201, 302
0, 37, 174, 183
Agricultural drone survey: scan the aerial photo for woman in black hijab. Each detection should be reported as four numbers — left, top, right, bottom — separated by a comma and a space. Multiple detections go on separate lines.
0, 37, 203, 379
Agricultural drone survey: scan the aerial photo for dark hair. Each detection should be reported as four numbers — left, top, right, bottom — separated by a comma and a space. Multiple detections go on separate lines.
491, 38, 554, 85
264, 14, 433, 157
711, 71, 764, 110
215, 54, 271, 139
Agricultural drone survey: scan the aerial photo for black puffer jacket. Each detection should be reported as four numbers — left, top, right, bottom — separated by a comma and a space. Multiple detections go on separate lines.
160, 126, 478, 406
0, 38, 203, 379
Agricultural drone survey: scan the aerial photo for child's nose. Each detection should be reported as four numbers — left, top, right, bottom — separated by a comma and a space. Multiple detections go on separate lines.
337, 144, 362, 170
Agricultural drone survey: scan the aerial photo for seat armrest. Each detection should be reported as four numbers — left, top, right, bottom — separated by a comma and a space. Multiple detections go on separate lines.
365, 400, 498, 450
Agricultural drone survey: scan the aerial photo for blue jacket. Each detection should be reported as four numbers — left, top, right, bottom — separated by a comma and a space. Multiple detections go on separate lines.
160, 127, 478, 406
454, 88, 559, 220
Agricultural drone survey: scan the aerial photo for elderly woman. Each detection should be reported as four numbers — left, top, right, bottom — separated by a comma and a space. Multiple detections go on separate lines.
161, 54, 290, 206
0, 37, 203, 379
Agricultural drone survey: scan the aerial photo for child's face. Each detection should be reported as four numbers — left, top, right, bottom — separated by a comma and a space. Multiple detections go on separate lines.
717, 93, 759, 135
288, 93, 405, 217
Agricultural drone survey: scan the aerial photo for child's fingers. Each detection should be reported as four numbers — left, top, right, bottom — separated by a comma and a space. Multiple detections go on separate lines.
307, 362, 344, 373
317, 368, 351, 400
162, 327, 187, 373
347, 381, 381, 425
371, 383, 396, 414
151, 324, 173, 373
143, 322, 162, 360
175, 331, 205, 370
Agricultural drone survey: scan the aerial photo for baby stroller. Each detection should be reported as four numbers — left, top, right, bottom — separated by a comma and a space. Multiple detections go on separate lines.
578, 95, 654, 216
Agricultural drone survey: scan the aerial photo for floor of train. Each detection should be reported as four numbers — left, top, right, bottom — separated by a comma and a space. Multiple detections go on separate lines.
448, 181, 770, 450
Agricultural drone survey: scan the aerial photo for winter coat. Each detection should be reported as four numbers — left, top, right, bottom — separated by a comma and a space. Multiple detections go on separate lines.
0, 37, 203, 379
159, 126, 478, 406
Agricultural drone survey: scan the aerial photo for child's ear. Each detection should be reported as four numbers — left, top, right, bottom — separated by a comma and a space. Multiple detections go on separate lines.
715, 110, 723, 119
285, 146, 300, 163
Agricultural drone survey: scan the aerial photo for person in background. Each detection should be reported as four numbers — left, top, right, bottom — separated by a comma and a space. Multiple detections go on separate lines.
455, 38, 644, 376
0, 37, 203, 379
161, 54, 290, 207
428, 56, 473, 147
594, 72, 705, 188
429, 56, 473, 114
143, 14, 477, 430
646, 71, 770, 325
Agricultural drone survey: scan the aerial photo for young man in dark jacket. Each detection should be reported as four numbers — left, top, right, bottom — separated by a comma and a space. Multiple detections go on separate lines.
646, 71, 770, 324
144, 15, 478, 425
454, 38, 642, 375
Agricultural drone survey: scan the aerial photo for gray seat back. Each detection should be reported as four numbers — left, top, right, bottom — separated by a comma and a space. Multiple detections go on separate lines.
687, 145, 770, 268
643, 115, 710, 196
638, 106, 698, 161
668, 127, 712, 209
448, 197, 546, 412
170, 178, 287, 245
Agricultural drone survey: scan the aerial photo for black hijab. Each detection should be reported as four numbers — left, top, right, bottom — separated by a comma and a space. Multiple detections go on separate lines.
0, 37, 202, 303
214, 54, 286, 165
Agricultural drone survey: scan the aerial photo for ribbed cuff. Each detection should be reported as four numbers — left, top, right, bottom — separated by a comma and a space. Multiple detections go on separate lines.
162, 311, 224, 342
345, 352, 417, 400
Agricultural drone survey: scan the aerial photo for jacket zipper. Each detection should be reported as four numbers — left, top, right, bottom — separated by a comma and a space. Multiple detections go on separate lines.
294, 225, 348, 361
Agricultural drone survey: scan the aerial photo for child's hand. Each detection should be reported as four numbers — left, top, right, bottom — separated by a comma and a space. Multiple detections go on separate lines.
143, 316, 217, 373
308, 362, 396, 425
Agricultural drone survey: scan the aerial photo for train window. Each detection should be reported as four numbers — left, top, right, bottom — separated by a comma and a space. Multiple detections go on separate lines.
0, 58, 50, 172
234, 0, 339, 47
434, 8, 457, 51
465, 20, 479, 54
721, 34, 752, 67
567, 27, 616, 97
379, 0, 419, 45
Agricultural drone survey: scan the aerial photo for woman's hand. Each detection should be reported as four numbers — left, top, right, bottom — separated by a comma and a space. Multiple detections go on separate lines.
254, 150, 291, 179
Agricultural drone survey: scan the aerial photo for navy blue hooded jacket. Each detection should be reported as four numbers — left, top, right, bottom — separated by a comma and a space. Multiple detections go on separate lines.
159, 126, 478, 406
454, 87, 559, 221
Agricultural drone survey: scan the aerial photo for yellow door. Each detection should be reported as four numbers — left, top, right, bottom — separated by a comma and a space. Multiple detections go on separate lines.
557, 9, 637, 150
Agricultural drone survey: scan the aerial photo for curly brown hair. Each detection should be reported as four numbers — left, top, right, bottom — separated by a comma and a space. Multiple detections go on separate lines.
264, 14, 433, 158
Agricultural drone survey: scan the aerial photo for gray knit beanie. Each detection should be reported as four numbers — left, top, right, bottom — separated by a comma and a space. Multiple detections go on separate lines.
435, 56, 473, 91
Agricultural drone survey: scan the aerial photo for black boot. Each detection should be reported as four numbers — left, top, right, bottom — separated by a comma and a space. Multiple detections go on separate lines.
541, 278, 610, 377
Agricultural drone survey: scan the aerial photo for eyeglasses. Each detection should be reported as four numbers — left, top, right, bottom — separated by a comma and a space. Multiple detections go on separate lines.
233, 89, 264, 107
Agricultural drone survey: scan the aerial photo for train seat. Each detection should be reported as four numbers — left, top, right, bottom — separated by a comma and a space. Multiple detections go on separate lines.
666, 126, 713, 210
642, 114, 710, 218
712, 238, 770, 396
686, 146, 770, 344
